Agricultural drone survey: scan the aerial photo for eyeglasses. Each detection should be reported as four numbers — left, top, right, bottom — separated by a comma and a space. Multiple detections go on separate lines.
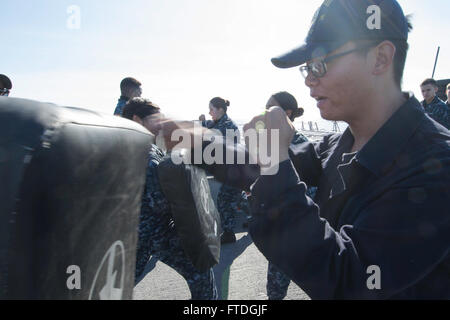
299, 45, 371, 79
0, 88, 10, 96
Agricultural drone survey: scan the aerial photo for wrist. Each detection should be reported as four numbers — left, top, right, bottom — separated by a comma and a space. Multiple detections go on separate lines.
260, 152, 290, 176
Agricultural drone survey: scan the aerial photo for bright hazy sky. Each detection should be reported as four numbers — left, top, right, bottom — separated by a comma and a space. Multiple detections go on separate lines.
2, 0, 449, 128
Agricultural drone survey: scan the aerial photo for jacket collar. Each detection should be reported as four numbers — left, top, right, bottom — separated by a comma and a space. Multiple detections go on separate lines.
355, 93, 424, 177
215, 113, 229, 124
422, 95, 442, 108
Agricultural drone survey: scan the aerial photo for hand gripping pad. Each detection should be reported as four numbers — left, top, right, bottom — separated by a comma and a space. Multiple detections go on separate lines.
0, 97, 154, 299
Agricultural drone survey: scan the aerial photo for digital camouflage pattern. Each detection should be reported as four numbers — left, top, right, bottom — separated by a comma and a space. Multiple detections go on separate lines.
135, 144, 218, 300
113, 96, 129, 116
422, 96, 450, 129
202, 114, 245, 233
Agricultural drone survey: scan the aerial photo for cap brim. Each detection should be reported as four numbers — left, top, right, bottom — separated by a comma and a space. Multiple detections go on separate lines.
271, 42, 343, 69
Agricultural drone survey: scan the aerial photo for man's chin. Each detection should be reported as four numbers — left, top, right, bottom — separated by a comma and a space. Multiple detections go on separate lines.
319, 111, 339, 122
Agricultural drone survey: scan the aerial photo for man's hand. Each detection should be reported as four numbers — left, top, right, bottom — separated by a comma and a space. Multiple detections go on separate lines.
243, 107, 294, 173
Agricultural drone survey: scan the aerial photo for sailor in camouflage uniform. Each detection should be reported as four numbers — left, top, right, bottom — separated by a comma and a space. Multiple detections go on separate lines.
123, 98, 218, 300
113, 77, 142, 116
265, 92, 316, 300
420, 78, 450, 130
422, 95, 450, 129
200, 97, 244, 243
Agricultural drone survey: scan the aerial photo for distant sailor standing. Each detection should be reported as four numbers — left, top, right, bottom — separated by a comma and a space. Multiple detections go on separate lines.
199, 97, 242, 244
114, 77, 142, 116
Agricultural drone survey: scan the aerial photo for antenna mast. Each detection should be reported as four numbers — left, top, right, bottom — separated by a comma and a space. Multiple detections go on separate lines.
432, 46, 440, 78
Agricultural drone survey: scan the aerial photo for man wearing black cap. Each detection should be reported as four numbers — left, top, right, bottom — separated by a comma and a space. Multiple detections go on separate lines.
0, 74, 12, 97
158, 0, 449, 299
241, 0, 449, 299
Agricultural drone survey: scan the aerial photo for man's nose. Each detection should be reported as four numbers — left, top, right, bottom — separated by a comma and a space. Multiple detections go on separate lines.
305, 73, 319, 88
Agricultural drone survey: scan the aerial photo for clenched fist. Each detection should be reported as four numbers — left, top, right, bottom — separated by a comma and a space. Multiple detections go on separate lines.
243, 107, 294, 174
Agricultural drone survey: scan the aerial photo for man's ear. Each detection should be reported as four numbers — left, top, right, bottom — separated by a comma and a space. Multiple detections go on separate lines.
372, 41, 396, 76
433, 85, 439, 94
132, 114, 143, 125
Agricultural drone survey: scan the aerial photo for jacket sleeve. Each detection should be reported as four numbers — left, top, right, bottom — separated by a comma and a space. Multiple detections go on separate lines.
192, 129, 328, 191
289, 134, 335, 186
426, 103, 450, 130
248, 159, 450, 299
289, 142, 322, 186
191, 140, 260, 191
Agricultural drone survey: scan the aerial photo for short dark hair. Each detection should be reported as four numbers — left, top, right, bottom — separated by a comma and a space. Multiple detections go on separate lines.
122, 98, 160, 120
120, 77, 141, 93
210, 97, 230, 113
271, 92, 298, 111
270, 91, 304, 120
357, 16, 413, 89
421, 78, 438, 88
0, 74, 12, 89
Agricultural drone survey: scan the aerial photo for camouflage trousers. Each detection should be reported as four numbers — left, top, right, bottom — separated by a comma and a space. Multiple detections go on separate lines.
217, 184, 243, 232
135, 212, 218, 300
267, 262, 291, 300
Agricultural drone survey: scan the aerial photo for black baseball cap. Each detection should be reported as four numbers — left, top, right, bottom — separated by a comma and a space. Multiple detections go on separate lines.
272, 0, 409, 69
0, 74, 12, 89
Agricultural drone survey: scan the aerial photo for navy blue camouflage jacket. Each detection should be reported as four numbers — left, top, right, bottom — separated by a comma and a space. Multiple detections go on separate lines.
202, 114, 240, 144
291, 131, 309, 146
114, 96, 129, 116
422, 96, 450, 129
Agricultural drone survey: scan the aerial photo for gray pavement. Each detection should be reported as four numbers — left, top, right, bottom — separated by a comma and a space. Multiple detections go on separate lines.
133, 232, 310, 300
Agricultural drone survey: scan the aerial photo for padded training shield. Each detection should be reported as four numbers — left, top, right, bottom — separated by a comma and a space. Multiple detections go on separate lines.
0, 97, 154, 299
157, 153, 221, 272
